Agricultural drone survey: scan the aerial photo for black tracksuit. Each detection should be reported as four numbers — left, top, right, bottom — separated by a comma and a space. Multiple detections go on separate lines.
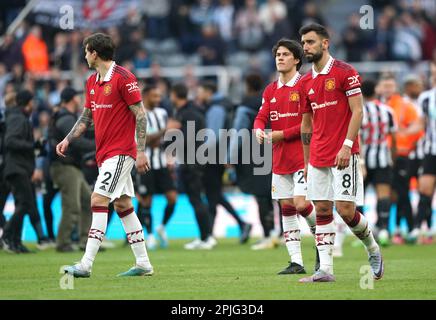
175, 102, 212, 241
3, 107, 44, 244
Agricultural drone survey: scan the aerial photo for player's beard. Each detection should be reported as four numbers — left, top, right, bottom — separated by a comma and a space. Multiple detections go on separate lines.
305, 50, 323, 63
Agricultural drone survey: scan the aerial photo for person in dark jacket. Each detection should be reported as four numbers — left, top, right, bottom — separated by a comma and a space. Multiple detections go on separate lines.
1, 90, 49, 253
50, 87, 94, 252
196, 81, 252, 244
168, 83, 215, 250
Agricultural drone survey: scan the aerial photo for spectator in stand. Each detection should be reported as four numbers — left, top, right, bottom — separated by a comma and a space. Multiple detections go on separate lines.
0, 34, 23, 70
51, 33, 72, 71
392, 12, 423, 62
213, 0, 235, 50
342, 13, 369, 62
21, 25, 49, 74
234, 0, 265, 52
143, 0, 171, 39
198, 24, 226, 66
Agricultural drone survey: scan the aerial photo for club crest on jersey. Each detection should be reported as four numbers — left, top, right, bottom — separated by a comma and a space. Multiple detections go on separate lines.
325, 78, 335, 91
103, 84, 112, 96
290, 92, 299, 102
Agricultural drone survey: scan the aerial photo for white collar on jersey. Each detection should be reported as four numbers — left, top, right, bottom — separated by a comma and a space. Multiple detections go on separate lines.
95, 61, 116, 83
277, 72, 301, 88
311, 55, 334, 78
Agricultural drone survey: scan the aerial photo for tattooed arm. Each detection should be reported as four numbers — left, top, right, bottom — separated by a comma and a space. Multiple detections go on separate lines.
56, 108, 93, 157
129, 101, 150, 173
301, 112, 313, 181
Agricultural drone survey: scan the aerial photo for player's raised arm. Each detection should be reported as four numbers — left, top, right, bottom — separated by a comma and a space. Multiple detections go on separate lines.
56, 108, 93, 157
129, 101, 150, 173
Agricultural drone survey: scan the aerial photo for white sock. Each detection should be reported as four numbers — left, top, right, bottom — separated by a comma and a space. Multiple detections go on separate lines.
119, 208, 151, 269
347, 211, 379, 254
316, 217, 336, 275
282, 205, 303, 266
81, 206, 108, 271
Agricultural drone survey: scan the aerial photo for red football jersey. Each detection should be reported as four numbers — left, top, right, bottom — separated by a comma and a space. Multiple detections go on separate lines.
299, 57, 361, 167
254, 72, 304, 174
84, 62, 142, 166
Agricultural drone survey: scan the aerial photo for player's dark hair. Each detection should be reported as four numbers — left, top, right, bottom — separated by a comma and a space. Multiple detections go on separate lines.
142, 83, 158, 95
83, 33, 115, 61
272, 38, 303, 70
361, 79, 376, 98
171, 83, 188, 100
379, 72, 396, 83
245, 73, 263, 93
299, 23, 330, 39
199, 80, 217, 94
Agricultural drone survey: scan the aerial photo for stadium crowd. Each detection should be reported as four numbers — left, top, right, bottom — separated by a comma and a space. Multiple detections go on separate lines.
0, 0, 435, 254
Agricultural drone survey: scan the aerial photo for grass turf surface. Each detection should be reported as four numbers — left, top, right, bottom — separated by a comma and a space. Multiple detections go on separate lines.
1, 237, 435, 300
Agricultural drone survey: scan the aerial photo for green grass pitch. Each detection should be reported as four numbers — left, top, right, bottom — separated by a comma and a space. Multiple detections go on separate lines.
1, 237, 435, 300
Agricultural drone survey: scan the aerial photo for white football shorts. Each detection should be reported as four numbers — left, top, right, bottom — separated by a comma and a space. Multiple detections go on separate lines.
271, 170, 307, 200
94, 155, 135, 202
306, 154, 364, 205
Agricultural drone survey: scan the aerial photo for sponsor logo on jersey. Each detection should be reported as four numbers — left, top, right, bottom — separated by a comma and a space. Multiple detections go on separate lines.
290, 92, 299, 102
347, 75, 360, 87
310, 100, 338, 110
91, 101, 113, 112
126, 81, 140, 93
325, 78, 335, 91
270, 110, 299, 121
103, 84, 112, 96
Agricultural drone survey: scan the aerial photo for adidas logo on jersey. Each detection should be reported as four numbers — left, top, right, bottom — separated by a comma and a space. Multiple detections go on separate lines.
309, 89, 315, 95
90, 89, 95, 95
342, 190, 350, 195
100, 185, 106, 191
270, 97, 277, 103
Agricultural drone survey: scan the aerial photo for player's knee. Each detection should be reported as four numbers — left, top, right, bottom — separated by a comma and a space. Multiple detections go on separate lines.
336, 201, 355, 213
314, 203, 332, 216
91, 193, 109, 208
294, 200, 309, 213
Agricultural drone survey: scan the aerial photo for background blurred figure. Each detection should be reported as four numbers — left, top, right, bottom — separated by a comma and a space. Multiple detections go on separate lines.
1, 90, 49, 253
411, 60, 436, 244
197, 81, 252, 244
361, 79, 397, 246
49, 87, 94, 252
134, 84, 178, 250
378, 74, 424, 244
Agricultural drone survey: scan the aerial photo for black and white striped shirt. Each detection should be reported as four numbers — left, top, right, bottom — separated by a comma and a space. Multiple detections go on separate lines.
146, 107, 168, 170
361, 100, 397, 169
419, 88, 436, 156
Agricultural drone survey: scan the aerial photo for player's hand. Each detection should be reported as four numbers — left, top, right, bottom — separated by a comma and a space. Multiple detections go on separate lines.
167, 119, 182, 130
335, 145, 351, 170
136, 152, 150, 174
255, 129, 266, 144
56, 138, 69, 157
266, 131, 284, 144
31, 169, 43, 183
